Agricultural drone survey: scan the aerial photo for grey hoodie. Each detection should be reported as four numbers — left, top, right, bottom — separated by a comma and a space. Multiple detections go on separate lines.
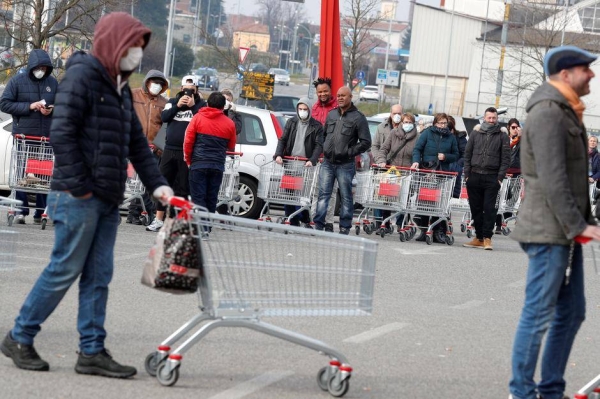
511, 81, 595, 244
291, 97, 311, 157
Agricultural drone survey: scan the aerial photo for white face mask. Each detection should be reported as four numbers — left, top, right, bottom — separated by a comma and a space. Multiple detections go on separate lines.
119, 47, 143, 72
402, 123, 414, 133
149, 82, 162, 95
392, 114, 402, 124
32, 69, 45, 79
298, 109, 309, 120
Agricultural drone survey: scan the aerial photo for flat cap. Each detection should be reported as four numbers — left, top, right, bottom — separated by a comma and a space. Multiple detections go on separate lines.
544, 45, 597, 76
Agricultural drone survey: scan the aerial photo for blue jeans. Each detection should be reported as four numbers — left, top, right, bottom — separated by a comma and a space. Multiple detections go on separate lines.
11, 191, 120, 355
189, 168, 224, 213
510, 244, 585, 399
314, 160, 355, 229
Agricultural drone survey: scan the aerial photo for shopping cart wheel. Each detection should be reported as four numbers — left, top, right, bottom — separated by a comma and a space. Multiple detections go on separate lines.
425, 235, 433, 245
328, 375, 350, 397
466, 229, 472, 238
316, 367, 329, 391
460, 224, 466, 233
399, 232, 406, 242
156, 362, 179, 387
7, 214, 14, 227
144, 352, 165, 377
447, 225, 453, 234
140, 215, 149, 226
41, 219, 47, 230
364, 225, 373, 235
445, 235, 455, 246
378, 228, 385, 238
502, 227, 511, 236
354, 226, 360, 235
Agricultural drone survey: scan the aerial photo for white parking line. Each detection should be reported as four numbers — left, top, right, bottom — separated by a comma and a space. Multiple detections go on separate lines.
507, 279, 526, 288
451, 300, 486, 310
114, 252, 149, 262
343, 322, 409, 344
207, 370, 294, 399
391, 247, 445, 256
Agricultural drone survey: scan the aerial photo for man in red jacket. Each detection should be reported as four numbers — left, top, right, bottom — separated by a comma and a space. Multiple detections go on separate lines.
311, 77, 339, 231
184, 92, 236, 213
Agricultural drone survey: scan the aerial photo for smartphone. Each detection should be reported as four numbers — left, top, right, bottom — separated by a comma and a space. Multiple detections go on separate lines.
44, 104, 54, 109
183, 89, 193, 97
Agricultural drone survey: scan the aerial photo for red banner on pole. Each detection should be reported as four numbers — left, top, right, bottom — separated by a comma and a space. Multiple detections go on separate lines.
319, 0, 344, 94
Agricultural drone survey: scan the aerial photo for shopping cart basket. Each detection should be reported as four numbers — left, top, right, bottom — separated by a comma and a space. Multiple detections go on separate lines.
403, 169, 457, 245
0, 196, 21, 270
120, 162, 151, 225
216, 151, 242, 209
497, 176, 524, 236
353, 165, 412, 238
8, 135, 53, 229
449, 179, 474, 237
144, 197, 378, 397
258, 157, 319, 226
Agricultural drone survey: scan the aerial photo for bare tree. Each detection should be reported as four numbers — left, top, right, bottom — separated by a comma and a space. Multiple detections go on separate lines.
342, 0, 384, 90
0, 0, 119, 70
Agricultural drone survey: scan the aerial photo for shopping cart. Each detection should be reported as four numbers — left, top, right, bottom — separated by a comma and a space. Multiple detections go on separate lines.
449, 179, 474, 237
496, 176, 524, 236
8, 135, 53, 229
216, 151, 242, 209
353, 165, 412, 239
144, 197, 378, 397
257, 157, 320, 227
402, 169, 457, 245
590, 182, 598, 217
120, 162, 151, 225
0, 196, 21, 271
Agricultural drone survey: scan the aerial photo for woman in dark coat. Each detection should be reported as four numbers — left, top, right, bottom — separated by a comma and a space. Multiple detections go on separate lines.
448, 115, 467, 198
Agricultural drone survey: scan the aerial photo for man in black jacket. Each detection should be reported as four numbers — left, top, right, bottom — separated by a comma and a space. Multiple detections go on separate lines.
274, 97, 323, 226
146, 75, 205, 232
463, 107, 511, 250
314, 86, 370, 234
0, 49, 58, 224
0, 12, 172, 378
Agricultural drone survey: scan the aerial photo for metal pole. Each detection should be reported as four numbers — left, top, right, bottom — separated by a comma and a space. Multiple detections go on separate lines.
296, 24, 313, 70
131, 0, 134, 16
442, 0, 456, 112
475, 0, 491, 116
163, 0, 175, 76
383, 1, 394, 71
291, 25, 298, 74
170, 47, 176, 78
191, 0, 201, 70
561, 0, 570, 45
495, 0, 511, 108
205, 0, 212, 43
216, 11, 222, 47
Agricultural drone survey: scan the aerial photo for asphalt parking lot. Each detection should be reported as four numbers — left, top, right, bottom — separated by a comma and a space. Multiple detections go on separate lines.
2, 215, 600, 399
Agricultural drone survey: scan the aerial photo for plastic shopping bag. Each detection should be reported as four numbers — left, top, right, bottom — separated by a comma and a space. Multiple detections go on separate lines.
141, 217, 202, 294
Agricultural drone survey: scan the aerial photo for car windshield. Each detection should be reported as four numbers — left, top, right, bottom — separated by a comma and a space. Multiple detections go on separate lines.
363, 87, 378, 92
196, 69, 215, 76
272, 69, 288, 75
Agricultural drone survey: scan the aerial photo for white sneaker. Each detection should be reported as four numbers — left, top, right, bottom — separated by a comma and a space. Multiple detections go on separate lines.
145, 219, 163, 232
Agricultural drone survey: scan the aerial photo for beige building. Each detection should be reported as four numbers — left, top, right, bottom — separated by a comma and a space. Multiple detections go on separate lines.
233, 23, 270, 52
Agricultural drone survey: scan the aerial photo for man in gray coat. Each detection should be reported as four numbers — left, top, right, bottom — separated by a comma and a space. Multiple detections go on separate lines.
509, 46, 600, 399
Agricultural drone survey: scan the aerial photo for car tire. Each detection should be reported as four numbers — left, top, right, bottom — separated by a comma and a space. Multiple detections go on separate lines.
228, 175, 263, 219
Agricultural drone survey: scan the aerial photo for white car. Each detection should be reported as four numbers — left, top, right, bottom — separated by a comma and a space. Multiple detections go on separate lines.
268, 68, 290, 86
359, 85, 385, 102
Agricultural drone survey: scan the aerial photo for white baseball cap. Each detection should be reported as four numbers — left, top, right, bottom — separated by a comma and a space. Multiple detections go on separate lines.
181, 75, 198, 86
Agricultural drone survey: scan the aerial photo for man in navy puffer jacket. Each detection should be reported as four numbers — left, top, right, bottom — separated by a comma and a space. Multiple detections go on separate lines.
0, 49, 58, 224
0, 13, 172, 378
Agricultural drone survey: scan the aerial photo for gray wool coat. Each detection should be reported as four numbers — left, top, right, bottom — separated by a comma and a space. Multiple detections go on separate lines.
375, 127, 419, 167
511, 82, 595, 245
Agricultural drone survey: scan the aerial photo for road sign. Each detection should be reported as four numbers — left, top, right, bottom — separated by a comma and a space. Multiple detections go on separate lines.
356, 70, 365, 80
237, 65, 245, 81
388, 70, 400, 87
241, 72, 275, 100
239, 47, 250, 64
308, 64, 318, 99
376, 69, 388, 85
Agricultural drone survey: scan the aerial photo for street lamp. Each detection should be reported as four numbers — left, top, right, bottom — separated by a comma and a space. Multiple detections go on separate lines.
276, 25, 293, 70
295, 24, 313, 70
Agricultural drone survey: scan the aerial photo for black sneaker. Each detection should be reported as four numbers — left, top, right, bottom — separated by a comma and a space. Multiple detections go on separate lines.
324, 223, 334, 232
75, 349, 136, 378
339, 227, 350, 235
314, 223, 324, 231
0, 332, 49, 371
125, 216, 143, 225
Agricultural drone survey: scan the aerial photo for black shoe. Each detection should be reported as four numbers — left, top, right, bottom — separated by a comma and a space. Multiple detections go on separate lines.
314, 223, 324, 231
33, 218, 42, 225
75, 349, 136, 379
415, 231, 427, 241
494, 227, 502, 235
126, 216, 143, 225
433, 229, 446, 243
339, 227, 350, 235
0, 332, 49, 371
324, 223, 334, 232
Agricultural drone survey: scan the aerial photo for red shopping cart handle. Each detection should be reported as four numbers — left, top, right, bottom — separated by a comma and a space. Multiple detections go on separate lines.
226, 151, 243, 156
574, 235, 592, 244
15, 134, 50, 142
168, 196, 194, 210
411, 168, 458, 176
283, 156, 309, 161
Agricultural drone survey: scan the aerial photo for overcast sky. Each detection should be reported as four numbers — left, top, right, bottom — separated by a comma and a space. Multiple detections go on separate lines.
222, 0, 441, 24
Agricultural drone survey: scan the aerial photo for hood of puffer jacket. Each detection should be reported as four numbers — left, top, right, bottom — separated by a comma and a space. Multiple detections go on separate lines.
27, 49, 53, 80
92, 12, 151, 81
296, 96, 311, 121
142, 69, 168, 95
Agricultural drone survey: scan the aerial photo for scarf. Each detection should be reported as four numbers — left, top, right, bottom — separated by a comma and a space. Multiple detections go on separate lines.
548, 80, 585, 123
510, 136, 520, 148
